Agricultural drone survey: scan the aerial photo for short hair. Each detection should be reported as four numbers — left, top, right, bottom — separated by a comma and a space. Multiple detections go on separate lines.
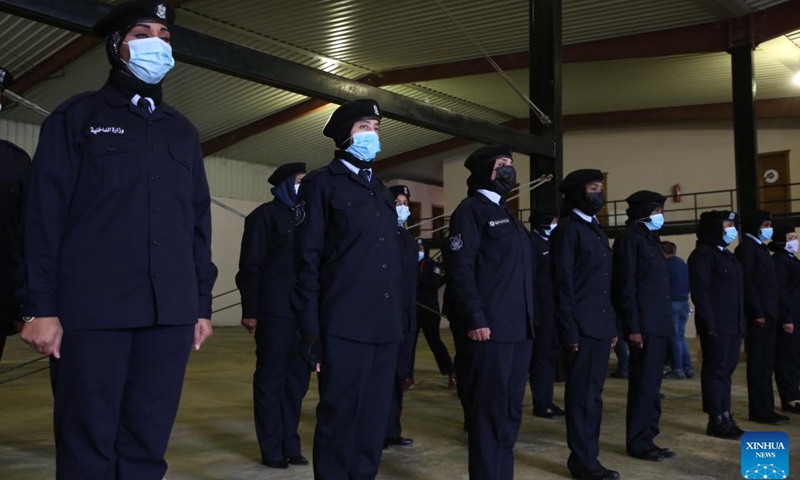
661, 241, 677, 255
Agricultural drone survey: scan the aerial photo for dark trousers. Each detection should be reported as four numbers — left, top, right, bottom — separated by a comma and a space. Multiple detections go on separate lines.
387, 329, 416, 438
775, 326, 800, 405
253, 316, 310, 461
313, 336, 398, 480
449, 317, 471, 425
466, 339, 532, 480
51, 325, 193, 480
529, 321, 558, 409
745, 320, 778, 417
410, 308, 454, 376
699, 333, 742, 415
565, 336, 611, 477
625, 334, 667, 456
613, 338, 629, 375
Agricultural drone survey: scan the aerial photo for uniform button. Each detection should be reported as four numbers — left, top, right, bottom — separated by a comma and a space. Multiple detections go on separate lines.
106, 144, 115, 152
379, 237, 385, 242
603, 273, 608, 276
376, 212, 381, 217
152, 240, 158, 245
151, 175, 158, 181
603, 290, 607, 294
603, 309, 607, 314
385, 293, 390, 298
152, 273, 159, 279
151, 207, 159, 213
382, 264, 388, 269
347, 201, 352, 207
370, 191, 375, 196
150, 146, 156, 153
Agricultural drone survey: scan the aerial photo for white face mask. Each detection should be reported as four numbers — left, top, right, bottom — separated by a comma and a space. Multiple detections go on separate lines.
294, 183, 300, 195
786, 239, 799, 254
396, 205, 410, 226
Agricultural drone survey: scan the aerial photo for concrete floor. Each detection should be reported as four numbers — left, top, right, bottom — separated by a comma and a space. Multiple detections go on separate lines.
1, 328, 797, 479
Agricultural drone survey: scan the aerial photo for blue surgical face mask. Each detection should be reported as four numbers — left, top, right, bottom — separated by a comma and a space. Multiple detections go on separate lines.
346, 131, 381, 162
645, 213, 664, 231
540, 223, 556, 237
723, 226, 738, 245
123, 37, 175, 84
396, 205, 410, 225
418, 251, 424, 262
759, 227, 773, 241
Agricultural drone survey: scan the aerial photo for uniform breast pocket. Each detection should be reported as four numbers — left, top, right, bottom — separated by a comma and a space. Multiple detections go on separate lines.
485, 223, 515, 258
168, 145, 194, 199
329, 195, 365, 238
84, 138, 135, 189
713, 262, 733, 280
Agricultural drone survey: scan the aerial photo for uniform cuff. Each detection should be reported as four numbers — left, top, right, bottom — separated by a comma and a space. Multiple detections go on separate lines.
23, 293, 57, 318
198, 295, 212, 319
467, 311, 489, 331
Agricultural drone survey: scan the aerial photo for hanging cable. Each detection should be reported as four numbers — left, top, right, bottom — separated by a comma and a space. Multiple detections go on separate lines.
431, 0, 552, 126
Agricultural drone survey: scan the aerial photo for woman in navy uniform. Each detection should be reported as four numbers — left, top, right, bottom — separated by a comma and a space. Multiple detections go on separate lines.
769, 223, 800, 414
611, 191, 675, 462
734, 210, 790, 425
410, 238, 454, 388
292, 99, 402, 480
444, 144, 533, 480
385, 184, 417, 448
236, 162, 311, 469
550, 169, 619, 480
0, 139, 29, 364
19, 2, 218, 479
688, 210, 746, 439
527, 204, 565, 418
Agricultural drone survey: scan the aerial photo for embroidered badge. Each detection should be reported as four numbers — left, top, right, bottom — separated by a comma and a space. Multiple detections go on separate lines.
87, 125, 126, 135
488, 218, 510, 227
450, 234, 463, 251
373, 104, 380, 116
293, 201, 306, 226
156, 4, 167, 19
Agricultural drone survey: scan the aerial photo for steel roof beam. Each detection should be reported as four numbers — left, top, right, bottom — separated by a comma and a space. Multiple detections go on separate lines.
0, 0, 554, 157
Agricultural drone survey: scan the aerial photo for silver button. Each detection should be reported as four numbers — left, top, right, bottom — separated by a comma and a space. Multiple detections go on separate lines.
384, 293, 390, 298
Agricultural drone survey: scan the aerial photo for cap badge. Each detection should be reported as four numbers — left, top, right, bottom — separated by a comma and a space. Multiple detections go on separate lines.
373, 104, 380, 116
156, 4, 167, 19
729, 212, 736, 221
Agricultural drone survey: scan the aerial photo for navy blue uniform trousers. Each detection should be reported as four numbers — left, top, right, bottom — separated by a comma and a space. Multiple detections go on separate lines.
625, 334, 668, 455
745, 320, 778, 418
565, 336, 611, 477
253, 316, 310, 460
775, 327, 800, 405
465, 339, 532, 480
387, 331, 416, 438
313, 336, 398, 480
51, 325, 193, 480
699, 333, 742, 415
529, 320, 558, 409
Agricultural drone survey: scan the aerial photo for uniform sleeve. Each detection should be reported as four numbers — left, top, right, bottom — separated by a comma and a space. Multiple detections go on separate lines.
445, 205, 488, 330
735, 244, 763, 319
23, 113, 80, 317
10, 149, 31, 318
235, 209, 268, 319
613, 235, 642, 335
292, 176, 325, 337
688, 249, 717, 334
192, 141, 218, 319
774, 257, 792, 325
550, 223, 580, 345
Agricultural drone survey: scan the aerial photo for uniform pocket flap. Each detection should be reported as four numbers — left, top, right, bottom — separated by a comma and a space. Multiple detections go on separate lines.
169, 145, 193, 171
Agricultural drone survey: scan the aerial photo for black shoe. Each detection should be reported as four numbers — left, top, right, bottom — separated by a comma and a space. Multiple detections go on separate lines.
630, 450, 663, 461
262, 458, 289, 469
610, 371, 628, 379
533, 406, 555, 418
749, 413, 790, 425
601, 468, 621, 479
685, 368, 696, 379
549, 403, 566, 416
782, 402, 800, 414
707, 415, 737, 439
651, 445, 676, 459
384, 436, 414, 447
287, 455, 309, 466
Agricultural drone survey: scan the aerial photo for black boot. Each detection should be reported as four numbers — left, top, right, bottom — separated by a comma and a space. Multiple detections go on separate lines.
706, 414, 733, 439
722, 412, 745, 438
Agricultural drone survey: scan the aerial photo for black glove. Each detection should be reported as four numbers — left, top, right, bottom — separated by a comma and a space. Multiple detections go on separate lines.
298, 335, 324, 371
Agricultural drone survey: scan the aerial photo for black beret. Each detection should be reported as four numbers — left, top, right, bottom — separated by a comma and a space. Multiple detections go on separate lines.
464, 144, 513, 172
94, 0, 176, 37
773, 221, 796, 241
268, 162, 306, 186
700, 210, 739, 223
625, 190, 666, 207
558, 169, 603, 193
389, 185, 411, 199
323, 99, 381, 146
530, 204, 558, 226
0, 67, 14, 90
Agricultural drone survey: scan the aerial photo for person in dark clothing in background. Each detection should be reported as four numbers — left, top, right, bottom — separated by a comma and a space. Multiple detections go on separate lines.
236, 162, 310, 469
409, 237, 454, 389
444, 144, 533, 480
550, 169, 619, 480
769, 223, 800, 415
385, 184, 417, 448
0, 139, 30, 365
528, 204, 565, 419
735, 210, 790, 425
661, 241, 694, 380
611, 191, 675, 462
292, 98, 402, 480
688, 210, 746, 440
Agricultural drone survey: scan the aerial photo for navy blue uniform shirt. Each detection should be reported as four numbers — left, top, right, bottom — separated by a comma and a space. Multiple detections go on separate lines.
772, 251, 800, 326
23, 82, 218, 329
292, 158, 402, 344
236, 200, 296, 320
443, 193, 534, 342
611, 224, 672, 337
531, 232, 555, 327
666, 256, 690, 301
735, 235, 779, 321
550, 212, 616, 344
0, 140, 30, 321
688, 243, 746, 336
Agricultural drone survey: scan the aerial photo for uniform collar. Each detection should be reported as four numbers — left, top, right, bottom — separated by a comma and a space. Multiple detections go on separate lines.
477, 189, 501, 205
745, 233, 763, 245
329, 157, 371, 176
572, 208, 596, 223
99, 82, 175, 116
